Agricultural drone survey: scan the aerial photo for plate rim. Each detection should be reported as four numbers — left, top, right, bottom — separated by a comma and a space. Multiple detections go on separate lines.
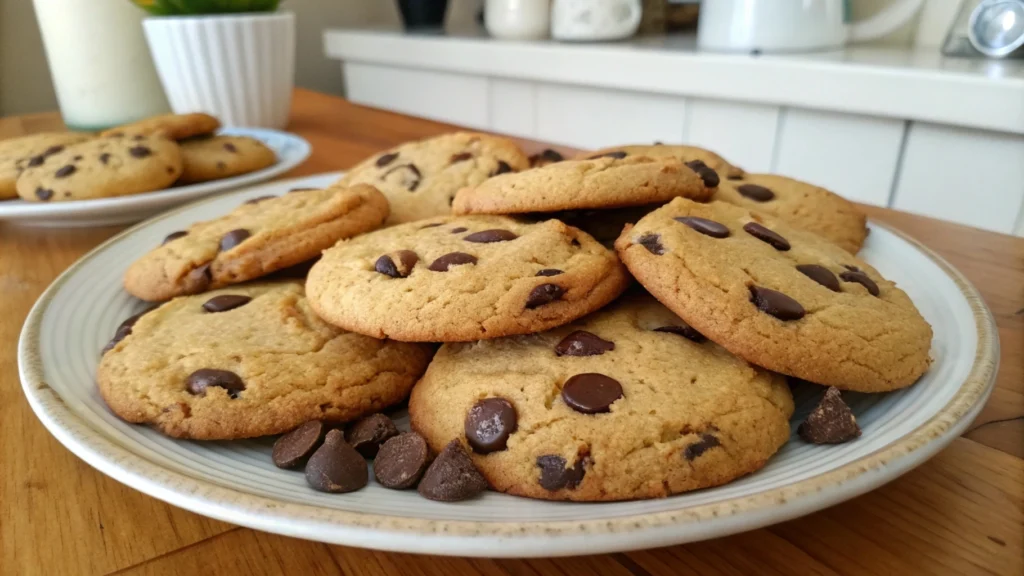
17, 180, 1000, 556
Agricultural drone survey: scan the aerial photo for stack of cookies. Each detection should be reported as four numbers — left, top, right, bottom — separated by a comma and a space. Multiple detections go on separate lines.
99, 132, 933, 503
0, 113, 277, 203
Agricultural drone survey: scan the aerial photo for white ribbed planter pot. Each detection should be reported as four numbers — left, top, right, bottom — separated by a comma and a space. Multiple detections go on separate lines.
144, 12, 295, 129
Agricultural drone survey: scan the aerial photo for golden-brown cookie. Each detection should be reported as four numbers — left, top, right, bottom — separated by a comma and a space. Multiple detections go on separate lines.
176, 135, 277, 184
579, 143, 744, 179
0, 132, 93, 199
101, 112, 220, 140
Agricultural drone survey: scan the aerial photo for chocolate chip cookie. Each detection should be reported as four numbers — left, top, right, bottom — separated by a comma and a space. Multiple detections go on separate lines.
408, 291, 794, 501
0, 132, 93, 199
578, 143, 745, 180
124, 184, 389, 301
98, 282, 433, 439
615, 198, 932, 392
101, 112, 221, 140
337, 132, 530, 225
306, 215, 630, 342
452, 155, 713, 216
15, 135, 183, 202
176, 135, 277, 184
714, 173, 868, 253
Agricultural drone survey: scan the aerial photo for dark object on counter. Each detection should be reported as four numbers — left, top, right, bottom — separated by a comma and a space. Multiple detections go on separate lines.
397, 0, 449, 30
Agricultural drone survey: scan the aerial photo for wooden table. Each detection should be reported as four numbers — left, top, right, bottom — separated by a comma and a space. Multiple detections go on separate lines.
1, 89, 1021, 576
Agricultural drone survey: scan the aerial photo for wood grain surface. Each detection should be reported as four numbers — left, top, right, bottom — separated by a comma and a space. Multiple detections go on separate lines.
1, 89, 1021, 576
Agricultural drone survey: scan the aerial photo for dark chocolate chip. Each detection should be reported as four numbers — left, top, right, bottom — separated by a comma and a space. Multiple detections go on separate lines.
683, 433, 721, 460
535, 269, 563, 277
554, 331, 614, 357
43, 145, 65, 156
34, 188, 54, 201
637, 233, 665, 255
418, 439, 488, 502
185, 368, 245, 398
202, 294, 252, 313
72, 155, 83, 161
375, 152, 399, 167
184, 263, 212, 294
684, 159, 720, 188
128, 146, 152, 158
463, 229, 518, 243
491, 160, 513, 176
654, 323, 705, 343
464, 398, 517, 454
590, 151, 627, 160
450, 152, 472, 163
749, 286, 805, 320
529, 149, 564, 166
450, 227, 468, 234
675, 216, 730, 238
537, 455, 585, 491
101, 306, 156, 355
26, 155, 45, 167
381, 163, 422, 191
373, 432, 431, 489
272, 421, 324, 469
162, 230, 188, 245
132, 134, 145, 141
561, 373, 623, 414
525, 283, 564, 309
428, 252, 477, 271
305, 429, 368, 493
54, 165, 76, 178
375, 250, 419, 278
244, 195, 277, 205
737, 183, 775, 202
345, 413, 399, 459
219, 229, 251, 251
743, 222, 790, 251
796, 264, 840, 292
223, 142, 238, 153
839, 270, 879, 296
798, 387, 861, 444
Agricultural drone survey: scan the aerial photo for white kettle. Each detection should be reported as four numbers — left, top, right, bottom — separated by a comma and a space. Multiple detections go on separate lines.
698, 0, 925, 52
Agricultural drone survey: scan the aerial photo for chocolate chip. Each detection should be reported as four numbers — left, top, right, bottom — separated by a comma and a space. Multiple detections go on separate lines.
418, 439, 488, 502
289, 187, 318, 193
101, 306, 156, 355
43, 145, 65, 156
529, 149, 564, 166
375, 250, 419, 278
202, 294, 252, 313
26, 155, 45, 167
72, 155, 83, 161
796, 264, 840, 292
128, 146, 152, 158
637, 233, 665, 255
162, 230, 187, 245
525, 283, 563, 309
375, 152, 399, 167
654, 323, 705, 343
373, 432, 431, 489
219, 229, 251, 251
684, 159, 720, 188
428, 252, 477, 271
34, 188, 54, 201
305, 429, 368, 493
463, 229, 517, 243
54, 165, 76, 178
491, 160, 513, 176
98, 153, 111, 165
185, 368, 245, 398
537, 455, 585, 491
272, 420, 324, 469
675, 216, 730, 238
683, 433, 721, 460
750, 286, 805, 320
839, 270, 879, 296
184, 263, 212, 294
420, 223, 443, 229
743, 222, 790, 251
737, 184, 774, 202
536, 269, 563, 277
244, 195, 276, 205
224, 142, 238, 153
561, 373, 623, 414
381, 163, 422, 191
132, 134, 145, 141
590, 151, 627, 160
450, 152, 472, 163
465, 398, 517, 454
450, 227, 468, 234
798, 387, 861, 444
345, 413, 399, 459
555, 331, 614, 357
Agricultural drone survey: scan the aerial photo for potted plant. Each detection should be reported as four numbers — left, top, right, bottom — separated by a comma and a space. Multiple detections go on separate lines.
134, 0, 295, 129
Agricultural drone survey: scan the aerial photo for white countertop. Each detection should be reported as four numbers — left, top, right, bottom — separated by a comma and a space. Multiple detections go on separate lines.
324, 28, 1024, 135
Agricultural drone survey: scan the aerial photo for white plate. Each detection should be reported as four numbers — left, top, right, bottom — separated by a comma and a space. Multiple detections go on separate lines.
0, 127, 310, 227
19, 175, 999, 558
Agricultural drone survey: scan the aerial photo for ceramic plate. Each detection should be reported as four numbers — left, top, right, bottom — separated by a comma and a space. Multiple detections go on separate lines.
0, 127, 310, 227
19, 174, 999, 558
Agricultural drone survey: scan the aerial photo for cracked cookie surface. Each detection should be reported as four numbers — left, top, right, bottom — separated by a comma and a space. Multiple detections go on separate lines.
577, 143, 745, 180
615, 198, 932, 392
337, 131, 530, 226
98, 282, 434, 440
124, 183, 389, 301
408, 291, 794, 501
453, 155, 713, 216
306, 215, 630, 342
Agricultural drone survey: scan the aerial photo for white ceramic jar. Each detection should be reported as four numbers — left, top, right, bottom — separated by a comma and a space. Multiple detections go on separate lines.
551, 0, 642, 42
485, 0, 551, 40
